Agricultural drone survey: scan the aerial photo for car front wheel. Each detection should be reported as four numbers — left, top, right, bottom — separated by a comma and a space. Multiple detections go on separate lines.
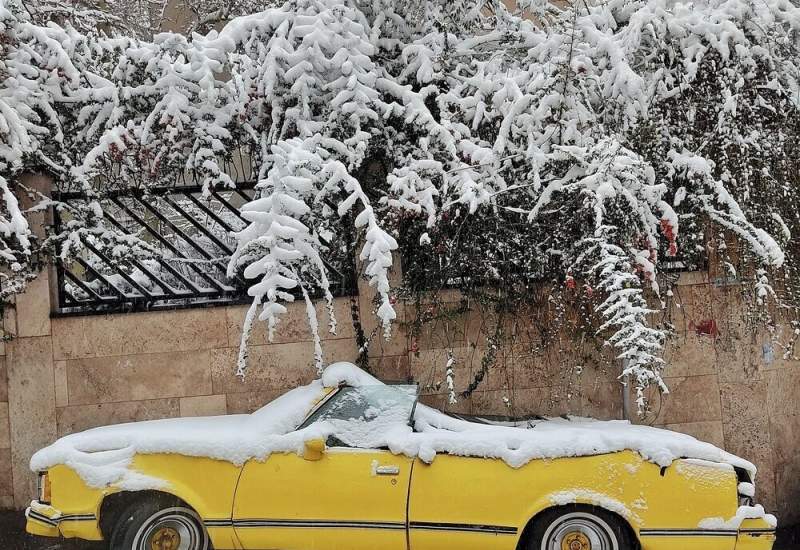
526, 504, 634, 550
110, 496, 210, 550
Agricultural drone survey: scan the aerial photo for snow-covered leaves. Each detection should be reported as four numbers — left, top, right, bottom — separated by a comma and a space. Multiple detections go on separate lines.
1, 0, 799, 406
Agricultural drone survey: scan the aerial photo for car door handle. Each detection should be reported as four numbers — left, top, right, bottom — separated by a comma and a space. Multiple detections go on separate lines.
371, 461, 400, 476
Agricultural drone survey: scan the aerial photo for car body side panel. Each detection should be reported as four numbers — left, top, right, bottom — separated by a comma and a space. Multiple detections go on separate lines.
131, 454, 243, 549
233, 448, 413, 550
27, 455, 243, 548
30, 464, 105, 540
408, 451, 741, 550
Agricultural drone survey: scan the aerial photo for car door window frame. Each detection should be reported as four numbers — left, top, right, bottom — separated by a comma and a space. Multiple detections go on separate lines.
297, 384, 419, 450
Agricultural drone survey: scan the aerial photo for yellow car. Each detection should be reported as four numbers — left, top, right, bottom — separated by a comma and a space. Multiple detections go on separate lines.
26, 362, 775, 550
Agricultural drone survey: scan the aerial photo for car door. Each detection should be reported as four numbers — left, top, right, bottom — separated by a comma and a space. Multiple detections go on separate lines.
232, 385, 417, 550
408, 454, 522, 550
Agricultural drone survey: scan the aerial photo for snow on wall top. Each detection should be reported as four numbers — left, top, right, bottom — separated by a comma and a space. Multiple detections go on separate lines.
30, 362, 756, 491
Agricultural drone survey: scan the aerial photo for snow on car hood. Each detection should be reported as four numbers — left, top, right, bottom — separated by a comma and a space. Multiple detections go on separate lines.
31, 361, 757, 491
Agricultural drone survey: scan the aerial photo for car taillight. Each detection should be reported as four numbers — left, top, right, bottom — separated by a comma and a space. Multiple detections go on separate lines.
37, 471, 51, 504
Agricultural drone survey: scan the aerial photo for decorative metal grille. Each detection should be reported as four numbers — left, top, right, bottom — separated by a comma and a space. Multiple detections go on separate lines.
52, 184, 357, 315
52, 184, 253, 314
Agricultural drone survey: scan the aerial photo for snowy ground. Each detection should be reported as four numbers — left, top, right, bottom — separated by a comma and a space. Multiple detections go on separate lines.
0, 511, 796, 550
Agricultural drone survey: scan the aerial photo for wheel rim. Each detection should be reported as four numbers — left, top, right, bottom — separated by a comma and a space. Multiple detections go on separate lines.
148, 522, 189, 550
134, 507, 206, 550
541, 512, 618, 550
561, 530, 592, 550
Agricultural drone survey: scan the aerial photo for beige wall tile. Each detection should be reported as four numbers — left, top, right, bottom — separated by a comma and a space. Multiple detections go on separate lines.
56, 398, 180, 437
765, 368, 800, 417
411, 346, 472, 393
226, 390, 285, 415
774, 457, 800, 524
408, 303, 469, 352
0, 356, 7, 403
225, 297, 356, 348
14, 274, 51, 338
211, 339, 357, 395
179, 394, 227, 417
0, 449, 12, 499
212, 345, 315, 395
66, 349, 213, 405
2, 305, 16, 341
675, 271, 710, 286
417, 393, 473, 415
653, 375, 722, 425
721, 391, 775, 510
720, 380, 768, 423
768, 414, 800, 523
51, 307, 228, 361
512, 386, 580, 418
54, 360, 68, 407
581, 381, 624, 421
0, 403, 9, 449
662, 334, 717, 378
661, 420, 726, 448
469, 389, 516, 416
368, 354, 410, 382
6, 336, 57, 507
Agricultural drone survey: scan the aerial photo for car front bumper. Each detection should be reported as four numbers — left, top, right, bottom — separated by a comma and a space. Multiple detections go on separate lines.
25, 500, 103, 540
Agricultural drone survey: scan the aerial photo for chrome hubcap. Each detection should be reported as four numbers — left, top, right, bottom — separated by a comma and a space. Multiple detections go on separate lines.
150, 526, 181, 550
137, 510, 201, 550
562, 531, 592, 550
543, 513, 616, 550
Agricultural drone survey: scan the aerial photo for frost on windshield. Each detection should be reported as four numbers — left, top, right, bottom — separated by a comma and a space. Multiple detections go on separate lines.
301, 385, 418, 449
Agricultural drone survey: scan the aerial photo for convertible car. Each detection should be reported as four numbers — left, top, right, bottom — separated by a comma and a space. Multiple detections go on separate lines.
27, 362, 775, 550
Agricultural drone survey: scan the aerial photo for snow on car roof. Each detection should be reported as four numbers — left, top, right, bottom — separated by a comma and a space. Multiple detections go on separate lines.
31, 362, 757, 492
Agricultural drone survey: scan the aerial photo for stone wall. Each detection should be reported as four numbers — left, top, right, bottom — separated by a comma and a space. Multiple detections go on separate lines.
0, 177, 796, 525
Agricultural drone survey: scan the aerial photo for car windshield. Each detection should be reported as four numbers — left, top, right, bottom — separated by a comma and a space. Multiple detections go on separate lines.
299, 385, 418, 449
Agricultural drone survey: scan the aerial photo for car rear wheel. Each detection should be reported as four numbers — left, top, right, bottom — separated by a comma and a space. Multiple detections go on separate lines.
110, 496, 210, 550
525, 505, 634, 550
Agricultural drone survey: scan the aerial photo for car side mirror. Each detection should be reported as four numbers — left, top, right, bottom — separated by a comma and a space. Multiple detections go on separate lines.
303, 438, 326, 461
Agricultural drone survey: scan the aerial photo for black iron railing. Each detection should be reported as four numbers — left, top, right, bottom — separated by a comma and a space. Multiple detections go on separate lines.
53, 183, 259, 314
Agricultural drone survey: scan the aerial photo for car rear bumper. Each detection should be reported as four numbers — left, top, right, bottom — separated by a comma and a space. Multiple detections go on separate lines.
25, 500, 102, 540
736, 528, 776, 549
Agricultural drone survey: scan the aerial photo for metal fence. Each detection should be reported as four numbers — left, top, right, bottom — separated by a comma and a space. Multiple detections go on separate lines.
52, 184, 255, 314
52, 183, 357, 315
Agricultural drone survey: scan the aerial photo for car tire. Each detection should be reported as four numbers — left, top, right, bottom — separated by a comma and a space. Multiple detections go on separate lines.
525, 504, 634, 550
109, 495, 211, 550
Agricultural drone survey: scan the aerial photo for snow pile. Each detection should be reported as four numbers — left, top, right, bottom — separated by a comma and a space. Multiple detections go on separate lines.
31, 362, 756, 491
699, 504, 778, 529
550, 490, 641, 524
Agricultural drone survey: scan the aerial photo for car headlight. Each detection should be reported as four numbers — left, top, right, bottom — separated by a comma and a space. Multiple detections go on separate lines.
37, 471, 51, 504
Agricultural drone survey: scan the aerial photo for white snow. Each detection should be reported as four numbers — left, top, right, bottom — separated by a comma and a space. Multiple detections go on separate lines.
32, 362, 757, 493
550, 490, 640, 523
3, 0, 797, 409
738, 482, 756, 498
699, 504, 778, 529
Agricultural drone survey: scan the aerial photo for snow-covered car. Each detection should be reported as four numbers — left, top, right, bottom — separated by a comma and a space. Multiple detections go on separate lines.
26, 362, 775, 550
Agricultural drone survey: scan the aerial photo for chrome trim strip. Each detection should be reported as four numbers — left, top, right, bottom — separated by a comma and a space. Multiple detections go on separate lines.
207, 518, 405, 530
28, 510, 59, 527
27, 510, 96, 526
209, 518, 517, 535
640, 528, 738, 537
409, 521, 518, 534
